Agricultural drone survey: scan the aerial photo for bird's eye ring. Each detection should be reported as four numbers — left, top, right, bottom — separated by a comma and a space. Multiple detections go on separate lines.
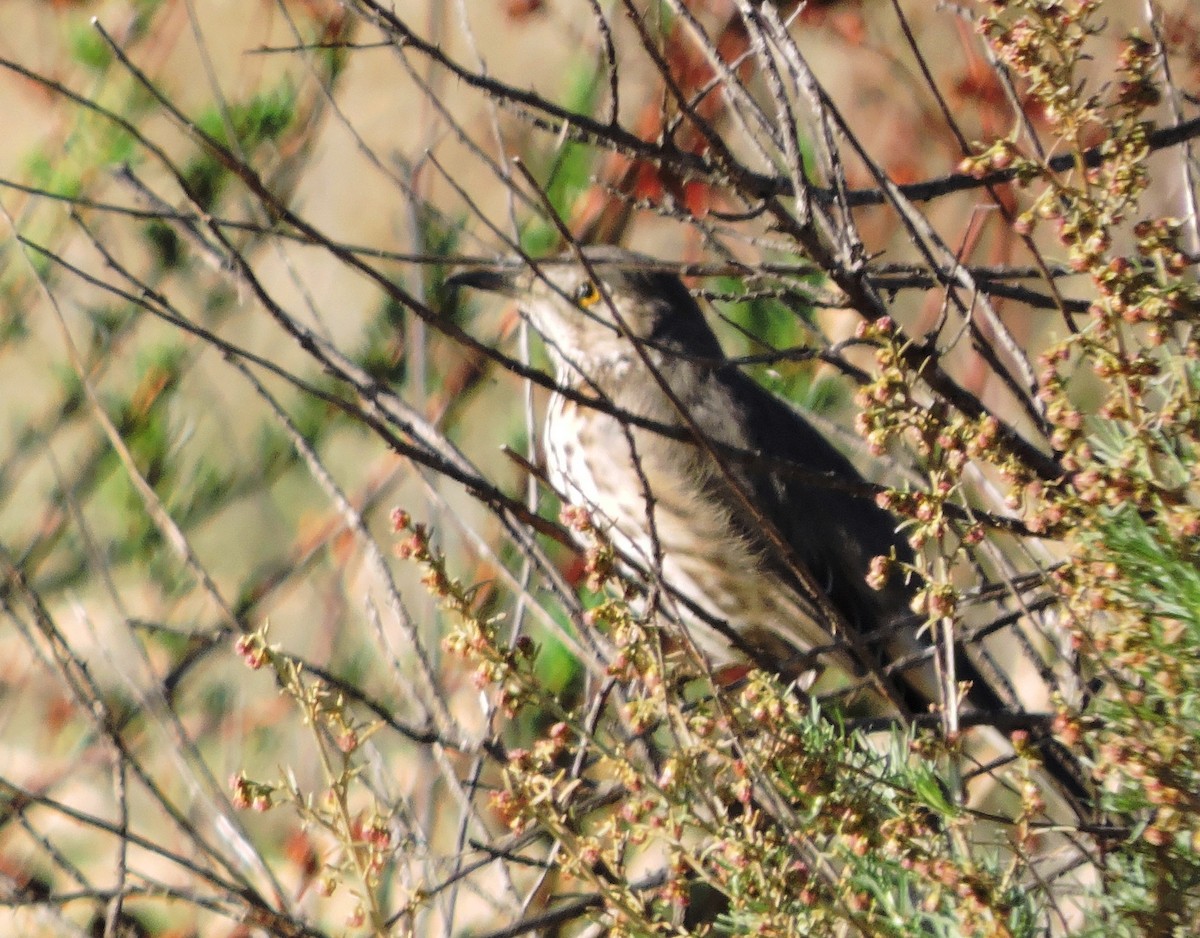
573, 281, 601, 307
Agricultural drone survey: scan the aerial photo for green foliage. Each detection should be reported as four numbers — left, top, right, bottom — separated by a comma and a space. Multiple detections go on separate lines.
68, 23, 113, 72
521, 59, 605, 255
183, 85, 298, 209
1069, 508, 1200, 932
195, 85, 298, 149
22, 150, 83, 202
181, 151, 227, 212
713, 271, 841, 411
358, 300, 408, 386
142, 219, 184, 270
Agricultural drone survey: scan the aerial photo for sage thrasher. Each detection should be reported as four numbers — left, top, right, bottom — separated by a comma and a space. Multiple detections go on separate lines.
451, 248, 1087, 803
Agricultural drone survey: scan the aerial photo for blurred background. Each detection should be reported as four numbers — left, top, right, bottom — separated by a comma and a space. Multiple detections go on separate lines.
1, 1, 1197, 935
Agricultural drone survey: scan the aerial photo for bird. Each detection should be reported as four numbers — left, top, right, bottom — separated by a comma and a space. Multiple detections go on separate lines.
449, 247, 1089, 805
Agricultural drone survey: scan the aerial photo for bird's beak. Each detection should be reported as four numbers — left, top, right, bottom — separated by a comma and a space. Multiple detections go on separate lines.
445, 267, 522, 296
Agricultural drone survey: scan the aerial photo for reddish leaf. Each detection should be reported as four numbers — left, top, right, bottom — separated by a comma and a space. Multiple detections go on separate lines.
503, 0, 546, 20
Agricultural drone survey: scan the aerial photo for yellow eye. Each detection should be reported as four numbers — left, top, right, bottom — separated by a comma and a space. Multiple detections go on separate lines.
573, 280, 601, 307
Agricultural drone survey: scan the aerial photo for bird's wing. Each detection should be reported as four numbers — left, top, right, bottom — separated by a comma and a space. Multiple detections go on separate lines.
687, 367, 1014, 713
694, 368, 915, 635
655, 355, 1094, 811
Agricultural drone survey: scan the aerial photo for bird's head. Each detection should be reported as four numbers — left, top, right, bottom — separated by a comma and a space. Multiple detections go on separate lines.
448, 247, 723, 379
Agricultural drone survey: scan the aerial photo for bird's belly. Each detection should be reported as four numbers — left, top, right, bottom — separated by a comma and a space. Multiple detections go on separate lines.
545, 398, 831, 673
